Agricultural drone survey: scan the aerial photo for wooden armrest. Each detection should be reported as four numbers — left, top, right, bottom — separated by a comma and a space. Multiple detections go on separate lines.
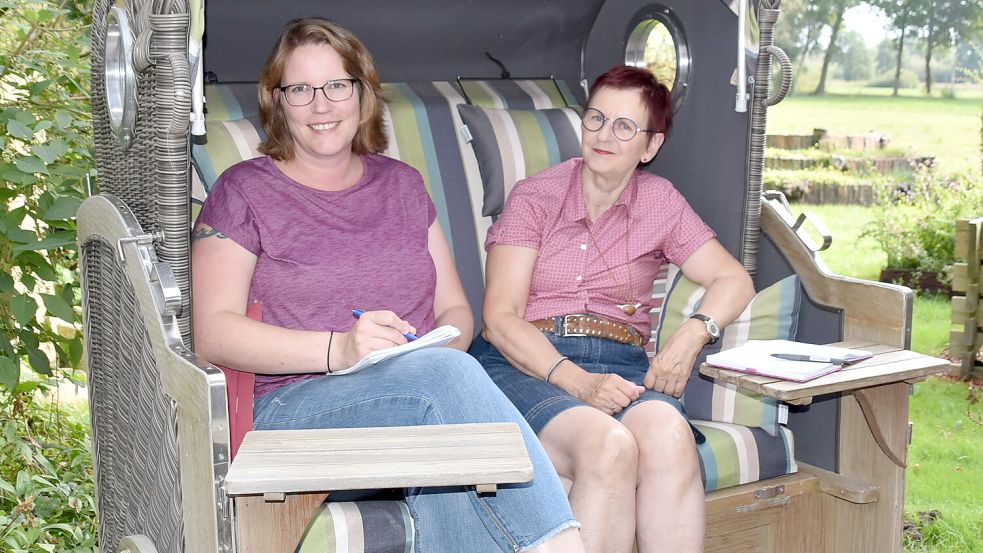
798, 463, 879, 504
224, 422, 532, 496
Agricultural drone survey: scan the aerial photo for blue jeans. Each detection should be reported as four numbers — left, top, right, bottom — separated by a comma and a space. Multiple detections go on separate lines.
471, 334, 705, 443
253, 348, 578, 552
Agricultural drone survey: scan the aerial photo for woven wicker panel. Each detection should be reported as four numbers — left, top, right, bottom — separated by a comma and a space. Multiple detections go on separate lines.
82, 238, 185, 553
91, 0, 193, 344
91, 0, 160, 231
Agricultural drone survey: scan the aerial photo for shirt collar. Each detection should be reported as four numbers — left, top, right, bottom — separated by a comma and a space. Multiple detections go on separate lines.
562, 158, 639, 222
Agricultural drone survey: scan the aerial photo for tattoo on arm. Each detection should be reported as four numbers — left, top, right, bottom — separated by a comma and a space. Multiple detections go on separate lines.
192, 227, 228, 242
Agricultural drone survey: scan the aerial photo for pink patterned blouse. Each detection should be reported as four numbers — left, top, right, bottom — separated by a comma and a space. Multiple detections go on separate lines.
485, 157, 714, 340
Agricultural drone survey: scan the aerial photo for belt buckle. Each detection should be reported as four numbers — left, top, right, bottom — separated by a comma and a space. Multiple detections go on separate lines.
560, 315, 589, 337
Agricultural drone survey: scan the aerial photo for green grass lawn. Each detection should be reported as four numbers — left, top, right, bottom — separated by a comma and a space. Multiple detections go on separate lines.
769, 91, 982, 177
905, 377, 983, 552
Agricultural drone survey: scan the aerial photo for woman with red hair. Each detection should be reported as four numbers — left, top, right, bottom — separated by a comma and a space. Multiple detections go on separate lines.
473, 65, 754, 552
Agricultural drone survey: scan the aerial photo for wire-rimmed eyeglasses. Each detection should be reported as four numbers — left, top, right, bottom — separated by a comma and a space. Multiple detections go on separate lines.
276, 78, 360, 106
580, 107, 656, 142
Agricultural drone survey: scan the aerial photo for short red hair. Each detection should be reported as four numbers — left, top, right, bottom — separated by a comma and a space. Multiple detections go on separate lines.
589, 65, 673, 135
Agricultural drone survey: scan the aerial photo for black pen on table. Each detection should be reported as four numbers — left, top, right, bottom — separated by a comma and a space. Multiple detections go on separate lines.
351, 309, 419, 341
770, 353, 851, 365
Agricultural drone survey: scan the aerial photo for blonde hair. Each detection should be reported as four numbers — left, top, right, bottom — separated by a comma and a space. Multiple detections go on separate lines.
257, 18, 386, 159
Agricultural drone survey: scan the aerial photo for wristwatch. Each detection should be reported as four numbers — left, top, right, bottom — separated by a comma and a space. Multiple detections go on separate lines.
690, 313, 721, 344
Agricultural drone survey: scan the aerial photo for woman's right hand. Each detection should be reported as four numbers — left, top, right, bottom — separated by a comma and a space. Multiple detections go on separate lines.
335, 310, 416, 369
557, 367, 645, 415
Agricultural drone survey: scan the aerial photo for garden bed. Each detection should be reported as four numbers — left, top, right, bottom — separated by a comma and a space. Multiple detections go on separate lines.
879, 267, 953, 296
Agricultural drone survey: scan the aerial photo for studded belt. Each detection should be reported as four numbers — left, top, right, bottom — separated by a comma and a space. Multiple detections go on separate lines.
531, 314, 647, 347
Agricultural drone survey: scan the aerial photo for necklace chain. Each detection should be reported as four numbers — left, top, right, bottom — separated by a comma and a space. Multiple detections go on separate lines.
585, 213, 640, 316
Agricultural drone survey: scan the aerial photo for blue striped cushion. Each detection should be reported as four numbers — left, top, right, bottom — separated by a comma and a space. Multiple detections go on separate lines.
296, 500, 413, 553
694, 420, 797, 492
458, 104, 582, 217
380, 80, 581, 331
657, 267, 802, 436
458, 78, 581, 109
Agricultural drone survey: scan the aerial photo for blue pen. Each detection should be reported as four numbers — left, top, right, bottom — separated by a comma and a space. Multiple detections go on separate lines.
352, 309, 419, 341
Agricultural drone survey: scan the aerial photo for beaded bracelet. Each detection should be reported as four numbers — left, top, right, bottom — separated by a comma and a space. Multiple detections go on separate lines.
544, 355, 569, 383
326, 331, 335, 373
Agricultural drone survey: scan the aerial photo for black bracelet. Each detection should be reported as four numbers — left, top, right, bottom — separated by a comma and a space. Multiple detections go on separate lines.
326, 331, 335, 373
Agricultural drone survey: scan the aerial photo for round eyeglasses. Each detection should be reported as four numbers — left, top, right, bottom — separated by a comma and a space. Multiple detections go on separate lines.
277, 78, 360, 106
581, 107, 656, 142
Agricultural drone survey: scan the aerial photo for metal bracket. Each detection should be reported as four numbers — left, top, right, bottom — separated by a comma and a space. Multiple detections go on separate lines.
116, 230, 163, 262
754, 484, 785, 500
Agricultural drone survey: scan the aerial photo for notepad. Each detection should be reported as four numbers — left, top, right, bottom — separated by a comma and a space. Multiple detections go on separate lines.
705, 340, 873, 382
328, 325, 462, 375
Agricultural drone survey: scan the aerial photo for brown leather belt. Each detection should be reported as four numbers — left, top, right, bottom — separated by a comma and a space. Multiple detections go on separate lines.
531, 314, 647, 347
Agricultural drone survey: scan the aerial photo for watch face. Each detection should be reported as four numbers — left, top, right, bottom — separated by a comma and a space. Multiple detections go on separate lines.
707, 320, 720, 338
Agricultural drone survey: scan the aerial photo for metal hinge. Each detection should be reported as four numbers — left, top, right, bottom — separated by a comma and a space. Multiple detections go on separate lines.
754, 484, 785, 500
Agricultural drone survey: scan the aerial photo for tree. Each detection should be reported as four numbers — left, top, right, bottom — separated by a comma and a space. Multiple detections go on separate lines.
870, 0, 921, 95
813, 0, 858, 95
0, 0, 93, 398
774, 0, 831, 92
912, 0, 983, 93
837, 31, 874, 80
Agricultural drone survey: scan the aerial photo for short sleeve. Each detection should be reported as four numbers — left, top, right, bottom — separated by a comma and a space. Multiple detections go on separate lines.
195, 174, 262, 255
484, 181, 545, 251
661, 185, 715, 265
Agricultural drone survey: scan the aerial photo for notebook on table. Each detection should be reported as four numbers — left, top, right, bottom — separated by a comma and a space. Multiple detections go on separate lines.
705, 339, 873, 383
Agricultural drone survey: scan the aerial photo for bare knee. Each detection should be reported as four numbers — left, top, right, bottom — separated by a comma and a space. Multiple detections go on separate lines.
628, 403, 699, 476
571, 421, 638, 482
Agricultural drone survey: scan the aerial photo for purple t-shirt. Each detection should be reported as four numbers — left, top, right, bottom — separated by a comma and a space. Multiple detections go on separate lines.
196, 154, 438, 397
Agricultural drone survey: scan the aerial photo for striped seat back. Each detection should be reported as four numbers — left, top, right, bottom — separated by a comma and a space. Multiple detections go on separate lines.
380, 79, 580, 329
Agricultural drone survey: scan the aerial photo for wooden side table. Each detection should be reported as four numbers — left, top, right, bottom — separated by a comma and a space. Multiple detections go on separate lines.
701, 342, 950, 552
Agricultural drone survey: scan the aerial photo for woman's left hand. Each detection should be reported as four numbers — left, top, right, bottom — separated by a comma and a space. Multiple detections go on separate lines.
644, 319, 708, 398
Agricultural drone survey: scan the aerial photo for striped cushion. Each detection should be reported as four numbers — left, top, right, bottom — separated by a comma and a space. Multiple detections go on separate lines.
458, 78, 581, 109
380, 80, 581, 329
191, 119, 265, 221
458, 104, 582, 217
657, 267, 802, 436
204, 82, 260, 121
693, 420, 797, 492
296, 500, 414, 553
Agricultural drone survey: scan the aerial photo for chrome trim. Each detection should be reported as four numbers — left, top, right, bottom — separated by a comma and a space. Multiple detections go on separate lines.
104, 8, 138, 148
623, 4, 691, 114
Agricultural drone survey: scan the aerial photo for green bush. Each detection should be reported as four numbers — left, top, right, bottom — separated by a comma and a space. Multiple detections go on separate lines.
0, 394, 96, 552
868, 68, 922, 89
1, 0, 93, 394
863, 168, 983, 273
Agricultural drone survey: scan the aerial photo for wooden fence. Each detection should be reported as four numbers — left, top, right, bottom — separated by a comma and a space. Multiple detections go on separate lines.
951, 217, 983, 379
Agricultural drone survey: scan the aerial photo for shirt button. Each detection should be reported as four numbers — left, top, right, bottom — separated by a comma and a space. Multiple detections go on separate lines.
580, 243, 588, 250
575, 275, 583, 281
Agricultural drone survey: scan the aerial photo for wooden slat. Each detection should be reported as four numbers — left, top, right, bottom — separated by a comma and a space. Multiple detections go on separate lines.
225, 423, 533, 496
236, 493, 327, 553
953, 263, 970, 292
700, 346, 948, 403
798, 463, 879, 504
763, 354, 947, 402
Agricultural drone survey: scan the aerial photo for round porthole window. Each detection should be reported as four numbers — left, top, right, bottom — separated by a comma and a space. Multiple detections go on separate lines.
624, 6, 690, 113
104, 7, 138, 148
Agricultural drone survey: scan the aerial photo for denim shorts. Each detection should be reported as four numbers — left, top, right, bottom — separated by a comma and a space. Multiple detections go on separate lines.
470, 333, 705, 444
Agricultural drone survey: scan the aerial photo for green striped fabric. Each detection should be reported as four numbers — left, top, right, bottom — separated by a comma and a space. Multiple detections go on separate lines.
693, 421, 797, 492
380, 80, 580, 331
656, 267, 802, 436
296, 500, 413, 553
191, 118, 264, 222
458, 105, 582, 217
458, 78, 579, 109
